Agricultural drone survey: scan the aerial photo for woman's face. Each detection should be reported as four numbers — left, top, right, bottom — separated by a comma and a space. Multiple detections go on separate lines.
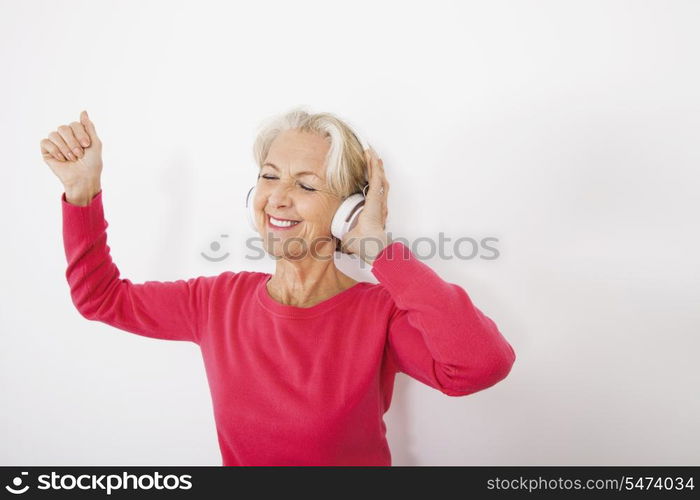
254, 129, 341, 260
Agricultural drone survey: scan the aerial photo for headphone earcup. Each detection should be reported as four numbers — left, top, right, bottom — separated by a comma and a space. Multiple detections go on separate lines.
331, 193, 365, 241
246, 185, 257, 231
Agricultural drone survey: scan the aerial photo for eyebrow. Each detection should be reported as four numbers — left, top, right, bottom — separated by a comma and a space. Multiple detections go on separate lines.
262, 162, 321, 179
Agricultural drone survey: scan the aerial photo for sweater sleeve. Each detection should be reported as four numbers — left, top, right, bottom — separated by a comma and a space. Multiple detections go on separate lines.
61, 189, 215, 344
371, 241, 516, 397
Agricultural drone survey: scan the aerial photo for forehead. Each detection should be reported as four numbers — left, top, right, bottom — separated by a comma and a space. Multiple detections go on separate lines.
263, 129, 328, 177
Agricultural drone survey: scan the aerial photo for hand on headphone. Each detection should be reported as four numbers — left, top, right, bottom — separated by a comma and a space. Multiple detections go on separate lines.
340, 147, 390, 265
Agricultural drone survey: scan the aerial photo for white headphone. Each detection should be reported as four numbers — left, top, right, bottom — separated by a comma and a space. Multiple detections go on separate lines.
245, 128, 372, 243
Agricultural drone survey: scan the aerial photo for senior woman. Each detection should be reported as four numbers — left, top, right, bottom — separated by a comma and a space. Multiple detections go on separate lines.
41, 108, 516, 466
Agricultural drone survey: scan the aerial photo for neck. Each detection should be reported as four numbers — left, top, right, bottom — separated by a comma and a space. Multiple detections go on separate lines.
267, 258, 358, 308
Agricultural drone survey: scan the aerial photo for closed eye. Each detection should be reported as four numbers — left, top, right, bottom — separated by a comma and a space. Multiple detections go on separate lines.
260, 174, 316, 192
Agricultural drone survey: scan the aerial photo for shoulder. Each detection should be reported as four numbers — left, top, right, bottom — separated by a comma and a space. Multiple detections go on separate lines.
351, 279, 395, 308
182, 270, 267, 299
208, 270, 267, 290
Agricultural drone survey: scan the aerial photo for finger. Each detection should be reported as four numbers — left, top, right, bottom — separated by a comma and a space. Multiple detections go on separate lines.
371, 154, 384, 196
40, 138, 66, 161
380, 162, 388, 187
376, 158, 387, 185
80, 110, 99, 145
364, 150, 373, 187
362, 170, 383, 219
57, 125, 83, 159
377, 158, 389, 190
367, 147, 377, 165
70, 121, 90, 148
48, 131, 75, 161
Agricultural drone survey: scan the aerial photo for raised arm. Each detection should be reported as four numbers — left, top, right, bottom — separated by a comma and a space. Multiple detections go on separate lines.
62, 189, 215, 344
371, 241, 516, 397
42, 111, 216, 344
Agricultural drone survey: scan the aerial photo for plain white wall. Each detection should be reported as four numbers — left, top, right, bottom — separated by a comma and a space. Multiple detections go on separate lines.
1, 0, 698, 465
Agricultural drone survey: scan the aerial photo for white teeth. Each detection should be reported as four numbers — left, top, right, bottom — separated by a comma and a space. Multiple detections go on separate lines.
269, 216, 300, 227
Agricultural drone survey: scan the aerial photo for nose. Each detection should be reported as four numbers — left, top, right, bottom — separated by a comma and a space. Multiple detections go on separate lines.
266, 179, 294, 208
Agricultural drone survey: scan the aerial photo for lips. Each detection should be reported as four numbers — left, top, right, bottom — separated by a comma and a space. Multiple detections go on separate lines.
267, 214, 302, 230
267, 214, 300, 222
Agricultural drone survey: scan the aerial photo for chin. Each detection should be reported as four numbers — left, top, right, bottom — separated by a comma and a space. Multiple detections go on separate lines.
264, 239, 306, 259
264, 236, 338, 261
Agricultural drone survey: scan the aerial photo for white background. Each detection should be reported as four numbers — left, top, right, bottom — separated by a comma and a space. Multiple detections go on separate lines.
1, 0, 698, 465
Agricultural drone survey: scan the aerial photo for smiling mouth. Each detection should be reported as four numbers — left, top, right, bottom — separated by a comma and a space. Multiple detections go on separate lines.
267, 214, 302, 229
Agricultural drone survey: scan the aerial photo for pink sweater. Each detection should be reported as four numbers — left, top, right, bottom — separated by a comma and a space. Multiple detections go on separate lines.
61, 189, 516, 466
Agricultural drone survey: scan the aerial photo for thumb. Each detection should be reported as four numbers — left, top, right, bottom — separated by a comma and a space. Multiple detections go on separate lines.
80, 110, 100, 144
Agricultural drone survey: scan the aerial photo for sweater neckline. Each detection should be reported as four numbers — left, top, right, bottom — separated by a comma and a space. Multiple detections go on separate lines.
256, 273, 367, 319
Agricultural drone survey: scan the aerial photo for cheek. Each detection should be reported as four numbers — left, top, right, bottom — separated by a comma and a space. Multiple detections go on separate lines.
253, 189, 266, 212
300, 197, 336, 226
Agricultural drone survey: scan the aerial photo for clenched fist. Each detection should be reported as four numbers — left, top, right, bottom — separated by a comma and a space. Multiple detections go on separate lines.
40, 110, 103, 206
